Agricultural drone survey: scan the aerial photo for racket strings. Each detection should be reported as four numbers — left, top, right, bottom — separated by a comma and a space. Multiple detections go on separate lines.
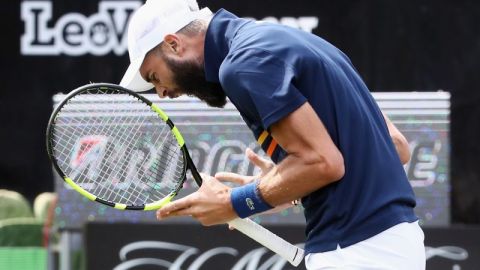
53, 99, 148, 201
51, 87, 185, 206
87, 99, 155, 202
57, 94, 180, 203
112, 125, 180, 204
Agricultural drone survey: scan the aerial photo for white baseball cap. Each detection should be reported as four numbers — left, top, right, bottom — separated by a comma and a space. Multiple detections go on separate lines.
120, 0, 212, 92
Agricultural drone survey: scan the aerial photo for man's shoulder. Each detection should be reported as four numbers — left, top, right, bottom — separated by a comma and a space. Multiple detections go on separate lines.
219, 47, 290, 86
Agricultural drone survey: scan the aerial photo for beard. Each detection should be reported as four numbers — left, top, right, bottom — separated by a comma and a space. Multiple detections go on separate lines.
162, 54, 227, 108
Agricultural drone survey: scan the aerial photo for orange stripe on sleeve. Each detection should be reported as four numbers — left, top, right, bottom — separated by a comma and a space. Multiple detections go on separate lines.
266, 140, 278, 157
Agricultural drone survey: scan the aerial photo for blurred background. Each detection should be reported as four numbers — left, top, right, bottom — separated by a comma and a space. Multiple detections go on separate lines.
0, 0, 479, 269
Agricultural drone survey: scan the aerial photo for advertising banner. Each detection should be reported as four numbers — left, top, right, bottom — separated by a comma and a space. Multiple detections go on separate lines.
52, 93, 450, 229
85, 223, 480, 270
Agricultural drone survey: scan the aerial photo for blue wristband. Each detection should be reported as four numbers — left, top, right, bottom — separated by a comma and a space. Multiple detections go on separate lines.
230, 180, 273, 218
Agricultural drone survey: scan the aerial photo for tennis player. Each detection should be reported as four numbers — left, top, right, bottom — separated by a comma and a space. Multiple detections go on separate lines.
120, 0, 425, 269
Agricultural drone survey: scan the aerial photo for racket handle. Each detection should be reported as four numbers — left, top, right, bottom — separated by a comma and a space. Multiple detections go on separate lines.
228, 218, 304, 266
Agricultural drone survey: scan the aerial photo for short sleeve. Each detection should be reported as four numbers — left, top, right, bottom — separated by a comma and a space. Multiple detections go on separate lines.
220, 51, 307, 129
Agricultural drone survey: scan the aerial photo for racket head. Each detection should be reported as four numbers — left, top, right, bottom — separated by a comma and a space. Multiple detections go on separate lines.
46, 83, 188, 210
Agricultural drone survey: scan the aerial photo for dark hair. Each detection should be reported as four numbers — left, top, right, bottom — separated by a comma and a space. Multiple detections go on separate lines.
177, 19, 208, 36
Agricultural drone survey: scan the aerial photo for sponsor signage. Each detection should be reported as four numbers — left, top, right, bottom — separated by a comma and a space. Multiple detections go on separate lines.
85, 223, 480, 270
52, 93, 451, 229
21, 1, 140, 56
20, 1, 318, 56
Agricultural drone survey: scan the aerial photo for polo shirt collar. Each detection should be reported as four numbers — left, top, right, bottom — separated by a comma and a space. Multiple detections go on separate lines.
204, 9, 246, 83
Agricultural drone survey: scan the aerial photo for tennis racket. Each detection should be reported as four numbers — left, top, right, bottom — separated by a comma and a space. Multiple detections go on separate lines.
46, 83, 304, 266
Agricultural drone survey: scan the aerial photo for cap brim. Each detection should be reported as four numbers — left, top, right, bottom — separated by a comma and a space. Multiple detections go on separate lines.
120, 57, 154, 92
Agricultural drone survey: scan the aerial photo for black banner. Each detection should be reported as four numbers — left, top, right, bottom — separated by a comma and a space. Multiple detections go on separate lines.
85, 223, 306, 270
85, 223, 480, 270
426, 227, 480, 270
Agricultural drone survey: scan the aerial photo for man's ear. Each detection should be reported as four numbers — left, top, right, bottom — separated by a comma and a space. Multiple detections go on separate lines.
163, 34, 180, 54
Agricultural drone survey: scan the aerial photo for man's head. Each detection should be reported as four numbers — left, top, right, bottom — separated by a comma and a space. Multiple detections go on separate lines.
120, 0, 227, 108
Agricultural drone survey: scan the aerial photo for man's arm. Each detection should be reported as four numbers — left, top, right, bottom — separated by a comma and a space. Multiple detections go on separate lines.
257, 102, 345, 206
382, 112, 411, 165
156, 102, 344, 225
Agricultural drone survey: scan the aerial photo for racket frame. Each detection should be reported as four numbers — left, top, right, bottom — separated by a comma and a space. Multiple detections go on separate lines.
46, 83, 188, 210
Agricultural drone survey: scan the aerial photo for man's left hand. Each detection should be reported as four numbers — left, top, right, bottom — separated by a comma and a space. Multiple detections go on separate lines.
156, 173, 237, 226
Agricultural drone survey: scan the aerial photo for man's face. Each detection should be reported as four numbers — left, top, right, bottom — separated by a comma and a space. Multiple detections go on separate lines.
140, 46, 227, 108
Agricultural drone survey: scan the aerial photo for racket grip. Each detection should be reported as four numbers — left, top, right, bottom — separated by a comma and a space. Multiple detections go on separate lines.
228, 218, 304, 266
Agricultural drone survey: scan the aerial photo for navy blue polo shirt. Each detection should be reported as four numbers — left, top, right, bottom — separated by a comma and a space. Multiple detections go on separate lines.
204, 9, 418, 254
